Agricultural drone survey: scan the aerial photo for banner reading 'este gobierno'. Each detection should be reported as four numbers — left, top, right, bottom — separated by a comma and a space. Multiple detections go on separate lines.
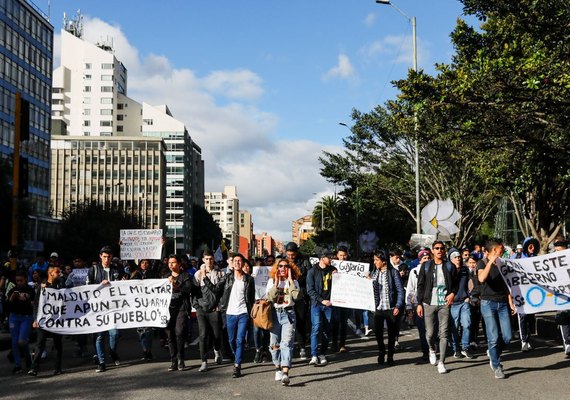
37, 279, 172, 334
498, 248, 570, 314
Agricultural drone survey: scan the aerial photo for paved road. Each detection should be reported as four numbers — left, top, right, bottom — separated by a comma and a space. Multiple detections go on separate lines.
0, 327, 569, 400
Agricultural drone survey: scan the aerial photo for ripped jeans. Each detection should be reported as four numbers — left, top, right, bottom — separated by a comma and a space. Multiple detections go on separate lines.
270, 307, 296, 368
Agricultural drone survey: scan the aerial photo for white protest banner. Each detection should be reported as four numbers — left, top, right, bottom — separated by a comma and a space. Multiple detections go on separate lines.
330, 273, 375, 312
120, 229, 163, 260
499, 249, 570, 314
37, 279, 172, 334
252, 266, 272, 299
70, 268, 89, 287
333, 260, 370, 278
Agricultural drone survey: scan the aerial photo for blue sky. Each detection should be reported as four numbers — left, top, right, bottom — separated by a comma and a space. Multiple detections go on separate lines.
44, 0, 475, 241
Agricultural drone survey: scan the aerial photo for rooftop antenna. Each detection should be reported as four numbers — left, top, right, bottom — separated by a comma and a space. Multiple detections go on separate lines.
64, 9, 83, 38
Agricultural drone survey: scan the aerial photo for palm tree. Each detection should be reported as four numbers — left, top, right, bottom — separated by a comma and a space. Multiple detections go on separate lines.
312, 195, 338, 233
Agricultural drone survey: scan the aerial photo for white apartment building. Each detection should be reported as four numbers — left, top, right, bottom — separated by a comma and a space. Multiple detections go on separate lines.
51, 18, 204, 252
205, 186, 239, 252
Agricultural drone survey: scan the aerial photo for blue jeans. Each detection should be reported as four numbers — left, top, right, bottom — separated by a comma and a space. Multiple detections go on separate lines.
137, 328, 153, 352
94, 328, 119, 365
450, 301, 471, 351
226, 313, 249, 366
9, 314, 33, 367
480, 299, 512, 369
310, 304, 332, 357
270, 308, 296, 368
362, 309, 369, 327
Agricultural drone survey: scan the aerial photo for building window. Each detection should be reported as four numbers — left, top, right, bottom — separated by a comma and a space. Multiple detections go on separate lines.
83, 86, 91, 92
101, 63, 113, 69
83, 120, 90, 127
100, 109, 113, 115
84, 97, 91, 104
117, 114, 123, 121
117, 104, 124, 110
100, 120, 113, 127
117, 125, 123, 132
101, 86, 113, 92
84, 74, 92, 80
143, 119, 153, 126
83, 109, 91, 116
85, 63, 92, 69
101, 98, 113, 104
101, 75, 113, 81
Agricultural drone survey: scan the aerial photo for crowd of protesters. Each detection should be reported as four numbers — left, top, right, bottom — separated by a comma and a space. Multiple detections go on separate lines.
1, 234, 569, 385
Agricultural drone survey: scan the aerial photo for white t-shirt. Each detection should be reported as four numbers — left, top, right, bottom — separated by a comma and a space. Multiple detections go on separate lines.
430, 264, 446, 306
266, 278, 299, 309
226, 277, 247, 316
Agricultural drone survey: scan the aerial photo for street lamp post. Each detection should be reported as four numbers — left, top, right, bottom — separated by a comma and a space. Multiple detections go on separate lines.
376, 0, 421, 234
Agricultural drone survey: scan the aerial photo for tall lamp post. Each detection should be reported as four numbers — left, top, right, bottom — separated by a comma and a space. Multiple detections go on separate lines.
376, 0, 421, 234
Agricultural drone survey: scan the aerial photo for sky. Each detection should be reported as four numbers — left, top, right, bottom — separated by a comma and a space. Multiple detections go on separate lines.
43, 0, 476, 242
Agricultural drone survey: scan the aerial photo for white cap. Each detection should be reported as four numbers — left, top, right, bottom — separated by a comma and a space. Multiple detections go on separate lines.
50, 252, 58, 258
516, 244, 523, 249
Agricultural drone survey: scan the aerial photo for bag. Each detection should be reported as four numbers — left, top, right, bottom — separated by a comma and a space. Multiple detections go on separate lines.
250, 299, 273, 330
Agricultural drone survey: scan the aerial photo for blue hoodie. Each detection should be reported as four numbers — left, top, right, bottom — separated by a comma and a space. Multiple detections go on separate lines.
521, 236, 540, 258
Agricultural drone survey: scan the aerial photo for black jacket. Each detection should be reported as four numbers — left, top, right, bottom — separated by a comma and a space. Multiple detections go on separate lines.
216, 272, 255, 314
87, 263, 123, 284
416, 259, 457, 306
168, 271, 193, 311
192, 269, 225, 312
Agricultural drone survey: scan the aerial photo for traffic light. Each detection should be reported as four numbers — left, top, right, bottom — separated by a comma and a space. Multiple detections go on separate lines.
19, 156, 28, 198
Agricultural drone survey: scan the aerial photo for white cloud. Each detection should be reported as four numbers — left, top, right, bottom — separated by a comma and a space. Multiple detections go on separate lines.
55, 17, 339, 242
364, 13, 377, 27
322, 53, 356, 82
360, 34, 430, 66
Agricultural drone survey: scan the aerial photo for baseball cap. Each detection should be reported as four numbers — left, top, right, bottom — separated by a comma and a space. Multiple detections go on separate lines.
449, 251, 460, 259
50, 252, 59, 258
285, 242, 299, 252
319, 249, 334, 258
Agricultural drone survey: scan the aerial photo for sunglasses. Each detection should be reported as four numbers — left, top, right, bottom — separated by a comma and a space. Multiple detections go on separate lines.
433, 247, 445, 250
278, 264, 290, 268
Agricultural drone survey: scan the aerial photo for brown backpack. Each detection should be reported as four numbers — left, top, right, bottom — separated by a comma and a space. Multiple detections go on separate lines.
250, 299, 273, 330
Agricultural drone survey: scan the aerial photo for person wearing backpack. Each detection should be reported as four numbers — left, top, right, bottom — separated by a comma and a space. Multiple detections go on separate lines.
265, 258, 301, 386
416, 241, 458, 374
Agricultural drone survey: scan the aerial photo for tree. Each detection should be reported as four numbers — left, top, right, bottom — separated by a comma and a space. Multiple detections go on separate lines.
49, 201, 143, 261
192, 204, 223, 252
389, 0, 570, 251
311, 195, 338, 233
320, 105, 498, 249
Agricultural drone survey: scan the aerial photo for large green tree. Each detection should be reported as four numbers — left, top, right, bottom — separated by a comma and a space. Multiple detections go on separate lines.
192, 204, 223, 252
389, 0, 570, 251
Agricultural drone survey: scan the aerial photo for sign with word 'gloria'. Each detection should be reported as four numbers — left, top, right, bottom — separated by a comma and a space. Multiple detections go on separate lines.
308, 258, 370, 278
37, 279, 172, 334
120, 229, 163, 260
499, 249, 570, 314
330, 273, 375, 312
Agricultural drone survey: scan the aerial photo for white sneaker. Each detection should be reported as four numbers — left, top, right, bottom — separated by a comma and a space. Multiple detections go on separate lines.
318, 355, 328, 365
429, 350, 437, 366
281, 373, 290, 386
394, 340, 400, 350
521, 341, 529, 352
494, 366, 505, 379
437, 362, 447, 374
470, 341, 478, 348
309, 356, 318, 365
275, 370, 283, 381
565, 344, 570, 357
299, 348, 307, 360
364, 327, 373, 336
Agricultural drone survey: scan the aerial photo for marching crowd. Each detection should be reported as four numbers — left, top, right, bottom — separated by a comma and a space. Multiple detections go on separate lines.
1, 235, 569, 385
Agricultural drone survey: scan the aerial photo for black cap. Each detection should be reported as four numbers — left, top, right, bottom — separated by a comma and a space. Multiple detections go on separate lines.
99, 245, 113, 255
319, 249, 334, 258
285, 242, 299, 252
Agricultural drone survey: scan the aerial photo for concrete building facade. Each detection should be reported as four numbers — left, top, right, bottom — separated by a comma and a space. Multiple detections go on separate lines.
204, 186, 239, 252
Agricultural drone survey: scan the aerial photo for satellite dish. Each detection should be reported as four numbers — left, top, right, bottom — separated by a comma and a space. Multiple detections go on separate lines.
421, 198, 461, 241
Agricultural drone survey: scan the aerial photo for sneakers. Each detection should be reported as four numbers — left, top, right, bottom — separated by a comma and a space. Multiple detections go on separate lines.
521, 341, 529, 352
13, 366, 23, 375
199, 361, 208, 372
565, 344, 570, 358
453, 351, 462, 359
494, 366, 505, 379
318, 355, 328, 365
232, 366, 241, 378
178, 360, 186, 370
339, 346, 347, 353
437, 362, 447, 374
27, 368, 38, 377
309, 356, 318, 365
461, 349, 474, 359
275, 369, 284, 381
254, 350, 263, 364
394, 341, 400, 350
281, 373, 290, 386
168, 361, 178, 372
214, 350, 223, 365
299, 348, 307, 360
364, 327, 373, 336
96, 364, 106, 373
429, 350, 437, 366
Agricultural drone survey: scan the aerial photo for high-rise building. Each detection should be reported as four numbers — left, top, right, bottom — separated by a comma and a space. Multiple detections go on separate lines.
254, 232, 275, 257
51, 16, 204, 252
0, 0, 55, 252
204, 186, 239, 252
239, 209, 253, 258
50, 135, 166, 228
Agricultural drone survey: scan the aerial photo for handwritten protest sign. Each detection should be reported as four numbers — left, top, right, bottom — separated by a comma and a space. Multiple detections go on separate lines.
309, 258, 370, 278
499, 249, 570, 314
37, 279, 172, 334
252, 266, 272, 299
120, 229, 163, 260
330, 273, 375, 312
69, 268, 89, 287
